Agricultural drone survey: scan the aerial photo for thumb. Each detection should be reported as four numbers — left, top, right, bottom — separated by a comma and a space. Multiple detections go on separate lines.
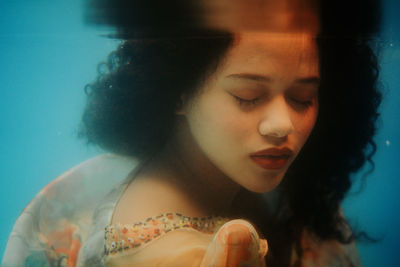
200, 219, 268, 267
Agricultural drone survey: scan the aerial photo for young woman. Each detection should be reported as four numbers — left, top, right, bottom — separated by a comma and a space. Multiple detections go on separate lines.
3, 0, 382, 266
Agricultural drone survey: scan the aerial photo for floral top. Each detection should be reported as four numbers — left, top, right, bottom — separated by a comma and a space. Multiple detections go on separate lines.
2, 154, 361, 267
104, 213, 231, 255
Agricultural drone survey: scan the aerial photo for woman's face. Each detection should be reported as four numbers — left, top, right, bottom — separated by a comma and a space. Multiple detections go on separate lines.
182, 32, 319, 193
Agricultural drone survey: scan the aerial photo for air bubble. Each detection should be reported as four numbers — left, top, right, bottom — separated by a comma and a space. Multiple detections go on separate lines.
84, 84, 93, 95
97, 63, 109, 75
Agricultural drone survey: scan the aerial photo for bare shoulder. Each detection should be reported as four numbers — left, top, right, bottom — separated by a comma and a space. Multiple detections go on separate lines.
111, 176, 205, 225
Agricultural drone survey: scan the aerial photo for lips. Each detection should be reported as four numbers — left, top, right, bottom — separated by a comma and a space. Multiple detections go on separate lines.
250, 147, 293, 170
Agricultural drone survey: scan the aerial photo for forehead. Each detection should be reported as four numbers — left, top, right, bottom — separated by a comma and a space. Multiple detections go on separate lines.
218, 32, 319, 79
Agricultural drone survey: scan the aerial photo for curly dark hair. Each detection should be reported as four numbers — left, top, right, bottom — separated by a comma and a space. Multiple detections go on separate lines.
79, 0, 382, 266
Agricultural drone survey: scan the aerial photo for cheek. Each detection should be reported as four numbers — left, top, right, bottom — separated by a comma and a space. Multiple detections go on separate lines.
292, 109, 318, 144
192, 93, 249, 140
186, 93, 253, 162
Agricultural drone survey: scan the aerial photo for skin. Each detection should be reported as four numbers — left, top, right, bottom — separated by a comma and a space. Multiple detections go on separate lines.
112, 31, 320, 224
182, 32, 319, 193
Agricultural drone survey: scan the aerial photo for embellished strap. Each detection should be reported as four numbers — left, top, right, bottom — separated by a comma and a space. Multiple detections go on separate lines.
104, 213, 230, 255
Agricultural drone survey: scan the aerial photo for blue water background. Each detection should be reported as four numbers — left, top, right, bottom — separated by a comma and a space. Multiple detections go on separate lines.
0, 0, 399, 265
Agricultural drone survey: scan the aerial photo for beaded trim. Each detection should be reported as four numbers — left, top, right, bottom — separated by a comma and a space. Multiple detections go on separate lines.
104, 212, 229, 256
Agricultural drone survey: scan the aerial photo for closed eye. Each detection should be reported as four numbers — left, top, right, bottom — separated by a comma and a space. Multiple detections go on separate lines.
232, 95, 260, 107
288, 97, 314, 108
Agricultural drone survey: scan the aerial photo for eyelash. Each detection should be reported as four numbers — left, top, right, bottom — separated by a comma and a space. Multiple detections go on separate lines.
233, 96, 260, 107
233, 95, 313, 108
290, 98, 313, 107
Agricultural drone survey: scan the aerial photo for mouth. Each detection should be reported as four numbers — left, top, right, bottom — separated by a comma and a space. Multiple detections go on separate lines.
250, 155, 290, 170
249, 147, 293, 170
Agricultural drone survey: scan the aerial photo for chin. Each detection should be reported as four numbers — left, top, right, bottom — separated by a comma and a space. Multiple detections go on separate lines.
251, 168, 288, 192
242, 175, 284, 194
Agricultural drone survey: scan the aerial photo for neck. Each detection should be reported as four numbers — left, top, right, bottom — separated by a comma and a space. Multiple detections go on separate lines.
137, 120, 241, 217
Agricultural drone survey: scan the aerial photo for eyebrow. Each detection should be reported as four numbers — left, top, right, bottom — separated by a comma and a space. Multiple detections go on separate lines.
226, 73, 272, 82
226, 73, 320, 85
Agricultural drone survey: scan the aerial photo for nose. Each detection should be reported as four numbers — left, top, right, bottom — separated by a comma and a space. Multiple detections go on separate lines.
258, 96, 294, 138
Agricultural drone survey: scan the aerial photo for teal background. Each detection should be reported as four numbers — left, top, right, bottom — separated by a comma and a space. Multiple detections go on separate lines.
0, 0, 399, 265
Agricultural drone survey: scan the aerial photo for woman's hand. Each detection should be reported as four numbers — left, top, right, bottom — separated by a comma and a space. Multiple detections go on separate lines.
200, 219, 268, 267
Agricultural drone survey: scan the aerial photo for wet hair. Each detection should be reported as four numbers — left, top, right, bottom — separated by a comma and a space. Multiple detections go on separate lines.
80, 33, 234, 160
79, 0, 382, 265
